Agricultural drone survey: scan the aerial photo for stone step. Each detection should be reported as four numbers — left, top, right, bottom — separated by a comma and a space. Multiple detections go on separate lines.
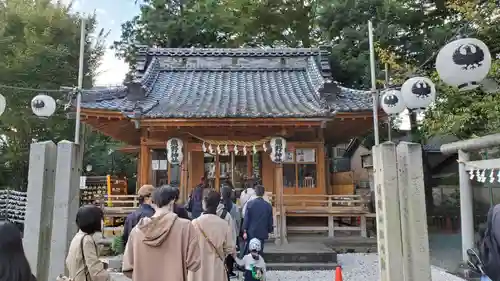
266, 262, 338, 271
263, 251, 337, 264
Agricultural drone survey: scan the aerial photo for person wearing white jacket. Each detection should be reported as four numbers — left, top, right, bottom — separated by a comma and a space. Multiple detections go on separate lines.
240, 186, 256, 217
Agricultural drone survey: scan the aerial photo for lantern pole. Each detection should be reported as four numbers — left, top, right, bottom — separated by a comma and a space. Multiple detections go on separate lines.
384, 63, 392, 141
75, 18, 85, 145
368, 20, 380, 145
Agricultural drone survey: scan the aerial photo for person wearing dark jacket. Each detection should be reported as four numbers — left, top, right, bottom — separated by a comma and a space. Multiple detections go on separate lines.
172, 185, 190, 220
122, 185, 155, 246
186, 177, 208, 219
242, 185, 273, 255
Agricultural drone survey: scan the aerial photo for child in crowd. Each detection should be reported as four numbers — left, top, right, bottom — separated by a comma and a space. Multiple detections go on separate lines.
234, 238, 266, 281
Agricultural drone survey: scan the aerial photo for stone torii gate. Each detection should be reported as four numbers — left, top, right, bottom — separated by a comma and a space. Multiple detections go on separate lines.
441, 133, 500, 262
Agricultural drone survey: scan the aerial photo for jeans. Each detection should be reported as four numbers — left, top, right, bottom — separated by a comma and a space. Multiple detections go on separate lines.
225, 254, 235, 273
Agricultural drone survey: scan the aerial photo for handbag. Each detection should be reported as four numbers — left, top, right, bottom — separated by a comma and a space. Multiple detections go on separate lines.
194, 221, 229, 280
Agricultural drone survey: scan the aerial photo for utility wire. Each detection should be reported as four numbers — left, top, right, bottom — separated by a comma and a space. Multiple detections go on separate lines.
0, 83, 125, 94
0, 84, 68, 93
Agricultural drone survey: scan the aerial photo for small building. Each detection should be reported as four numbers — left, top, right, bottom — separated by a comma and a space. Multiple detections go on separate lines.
79, 46, 376, 202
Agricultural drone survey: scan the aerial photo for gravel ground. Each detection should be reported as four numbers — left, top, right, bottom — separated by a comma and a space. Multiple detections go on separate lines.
264, 253, 465, 281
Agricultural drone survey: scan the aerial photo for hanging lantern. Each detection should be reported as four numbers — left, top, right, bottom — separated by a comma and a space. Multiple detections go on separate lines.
263, 143, 267, 152
436, 38, 492, 91
270, 137, 287, 163
31, 94, 57, 118
202, 142, 207, 153
380, 89, 406, 115
166, 138, 184, 165
401, 77, 436, 110
243, 146, 247, 156
234, 145, 239, 155
0, 94, 5, 117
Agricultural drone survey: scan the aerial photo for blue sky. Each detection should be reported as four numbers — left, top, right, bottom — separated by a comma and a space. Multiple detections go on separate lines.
63, 0, 140, 85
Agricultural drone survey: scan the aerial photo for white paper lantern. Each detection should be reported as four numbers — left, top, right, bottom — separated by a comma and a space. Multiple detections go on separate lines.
380, 90, 406, 115
436, 38, 491, 91
0, 94, 6, 117
166, 138, 184, 165
401, 77, 436, 110
270, 137, 287, 163
31, 94, 56, 118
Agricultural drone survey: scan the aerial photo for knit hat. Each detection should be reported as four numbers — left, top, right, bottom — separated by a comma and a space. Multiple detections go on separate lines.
249, 238, 261, 252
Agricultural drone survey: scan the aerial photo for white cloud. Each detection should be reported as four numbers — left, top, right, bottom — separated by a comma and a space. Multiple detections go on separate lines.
94, 48, 129, 86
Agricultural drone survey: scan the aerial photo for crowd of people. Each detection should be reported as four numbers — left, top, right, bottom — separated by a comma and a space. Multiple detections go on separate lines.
0, 178, 274, 281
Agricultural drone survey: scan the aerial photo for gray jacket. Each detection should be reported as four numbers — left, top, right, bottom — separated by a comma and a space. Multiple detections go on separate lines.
216, 203, 240, 243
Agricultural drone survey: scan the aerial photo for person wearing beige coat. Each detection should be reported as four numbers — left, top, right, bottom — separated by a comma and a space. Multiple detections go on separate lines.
122, 185, 201, 281
66, 205, 109, 281
188, 190, 235, 281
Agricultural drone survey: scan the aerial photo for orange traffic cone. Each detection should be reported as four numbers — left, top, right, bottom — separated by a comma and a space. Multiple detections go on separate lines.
335, 266, 343, 281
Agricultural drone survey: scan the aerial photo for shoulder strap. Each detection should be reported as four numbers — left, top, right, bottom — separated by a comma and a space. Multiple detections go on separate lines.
193, 221, 229, 281
80, 234, 92, 281
193, 221, 227, 265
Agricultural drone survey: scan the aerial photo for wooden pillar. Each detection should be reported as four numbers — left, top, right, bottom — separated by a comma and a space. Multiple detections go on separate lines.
138, 140, 151, 187
246, 154, 252, 178
275, 163, 287, 245
215, 153, 220, 191
317, 143, 326, 194
180, 142, 189, 202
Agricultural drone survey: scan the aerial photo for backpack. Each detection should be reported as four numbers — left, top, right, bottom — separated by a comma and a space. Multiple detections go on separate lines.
480, 206, 500, 281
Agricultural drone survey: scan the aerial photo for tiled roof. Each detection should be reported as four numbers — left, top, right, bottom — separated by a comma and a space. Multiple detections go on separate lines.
80, 47, 373, 118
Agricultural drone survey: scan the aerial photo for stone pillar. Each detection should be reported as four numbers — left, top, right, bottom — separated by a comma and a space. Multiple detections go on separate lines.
48, 141, 82, 281
396, 142, 431, 281
23, 141, 58, 281
372, 142, 404, 281
458, 149, 474, 262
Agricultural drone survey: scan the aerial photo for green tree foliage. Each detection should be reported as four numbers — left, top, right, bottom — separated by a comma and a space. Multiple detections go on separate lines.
82, 132, 137, 182
422, 0, 500, 139
0, 0, 107, 190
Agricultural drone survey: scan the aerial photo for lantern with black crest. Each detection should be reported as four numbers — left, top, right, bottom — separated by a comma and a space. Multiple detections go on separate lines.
436, 38, 491, 91
270, 137, 286, 163
401, 77, 436, 111
380, 89, 406, 116
166, 138, 184, 165
31, 94, 57, 118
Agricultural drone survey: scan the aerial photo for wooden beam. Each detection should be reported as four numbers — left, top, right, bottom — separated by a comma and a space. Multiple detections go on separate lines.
464, 159, 500, 171
81, 109, 125, 119
141, 118, 324, 127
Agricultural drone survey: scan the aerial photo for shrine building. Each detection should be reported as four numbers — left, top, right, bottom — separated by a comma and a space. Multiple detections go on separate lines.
79, 46, 376, 201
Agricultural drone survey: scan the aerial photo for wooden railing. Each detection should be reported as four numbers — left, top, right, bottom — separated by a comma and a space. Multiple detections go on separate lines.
268, 194, 369, 213
100, 193, 370, 215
